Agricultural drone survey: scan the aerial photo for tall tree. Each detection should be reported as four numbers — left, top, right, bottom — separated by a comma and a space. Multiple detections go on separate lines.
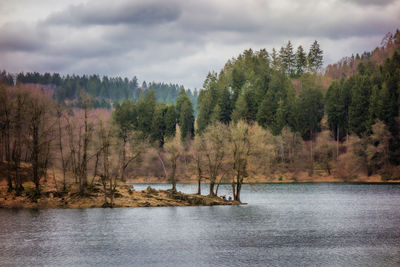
349, 75, 372, 137
308, 40, 323, 71
280, 41, 295, 75
165, 105, 177, 138
199, 122, 228, 196
295, 45, 307, 76
164, 136, 184, 191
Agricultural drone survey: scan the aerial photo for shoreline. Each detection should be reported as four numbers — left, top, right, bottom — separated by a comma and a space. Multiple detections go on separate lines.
128, 180, 400, 185
0, 181, 241, 210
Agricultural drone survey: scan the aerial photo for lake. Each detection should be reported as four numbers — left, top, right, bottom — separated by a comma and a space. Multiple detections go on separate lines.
1, 183, 400, 266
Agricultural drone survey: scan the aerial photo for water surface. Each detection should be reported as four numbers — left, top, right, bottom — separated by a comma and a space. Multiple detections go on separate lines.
1, 183, 400, 266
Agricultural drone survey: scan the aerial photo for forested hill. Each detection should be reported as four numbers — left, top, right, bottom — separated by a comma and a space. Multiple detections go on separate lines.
325, 29, 400, 80
0, 71, 198, 109
196, 31, 400, 166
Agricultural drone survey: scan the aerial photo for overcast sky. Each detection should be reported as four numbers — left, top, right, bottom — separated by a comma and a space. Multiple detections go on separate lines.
0, 0, 399, 89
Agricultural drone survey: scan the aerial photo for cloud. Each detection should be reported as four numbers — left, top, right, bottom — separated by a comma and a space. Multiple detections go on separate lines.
46, 0, 181, 26
340, 0, 397, 7
0, 22, 47, 52
0, 0, 399, 89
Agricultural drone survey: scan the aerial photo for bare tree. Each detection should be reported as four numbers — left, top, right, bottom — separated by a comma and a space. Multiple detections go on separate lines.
56, 106, 70, 192
164, 136, 184, 191
96, 120, 120, 207
199, 122, 228, 196
11, 88, 28, 194
229, 121, 269, 202
117, 131, 145, 182
191, 137, 205, 195
64, 97, 93, 194
80, 93, 92, 192
0, 86, 14, 191
26, 90, 54, 196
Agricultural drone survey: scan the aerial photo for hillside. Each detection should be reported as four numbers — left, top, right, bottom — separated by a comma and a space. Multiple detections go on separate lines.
0, 71, 198, 109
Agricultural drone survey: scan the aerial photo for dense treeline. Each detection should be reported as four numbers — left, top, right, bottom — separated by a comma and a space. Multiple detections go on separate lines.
196, 36, 400, 177
326, 50, 400, 171
114, 88, 195, 147
0, 71, 198, 109
197, 40, 324, 139
1, 33, 400, 206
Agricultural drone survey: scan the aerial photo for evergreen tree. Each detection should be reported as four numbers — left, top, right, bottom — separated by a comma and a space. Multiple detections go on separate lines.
136, 90, 156, 136
151, 104, 167, 147
273, 99, 287, 135
349, 75, 372, 136
216, 86, 232, 124
307, 40, 323, 71
175, 88, 187, 123
256, 89, 275, 128
179, 98, 195, 140
279, 41, 295, 75
295, 45, 307, 76
165, 105, 177, 138
196, 90, 213, 133
232, 94, 249, 122
326, 81, 347, 140
210, 104, 222, 124
297, 74, 324, 140
271, 48, 279, 69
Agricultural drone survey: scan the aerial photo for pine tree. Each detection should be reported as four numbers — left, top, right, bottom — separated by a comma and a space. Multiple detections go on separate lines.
271, 48, 279, 69
279, 41, 295, 75
232, 94, 249, 122
297, 75, 324, 140
349, 75, 372, 136
210, 104, 222, 124
196, 90, 213, 133
256, 89, 275, 129
307, 40, 323, 71
273, 99, 287, 135
295, 45, 307, 76
151, 104, 167, 147
216, 86, 232, 124
175, 88, 187, 123
165, 105, 177, 138
179, 99, 195, 140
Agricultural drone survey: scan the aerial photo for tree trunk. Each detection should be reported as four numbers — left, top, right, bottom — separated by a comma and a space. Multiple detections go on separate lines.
197, 176, 201, 195
171, 161, 177, 191
231, 180, 236, 201
58, 113, 67, 192
209, 181, 215, 196
32, 123, 40, 196
235, 172, 242, 202
235, 183, 241, 202
81, 106, 89, 193
336, 126, 339, 160
120, 137, 127, 182
4, 129, 13, 192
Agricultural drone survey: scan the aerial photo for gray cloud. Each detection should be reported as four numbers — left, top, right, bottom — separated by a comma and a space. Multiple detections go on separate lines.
0, 0, 399, 89
46, 0, 181, 26
0, 22, 47, 52
341, 0, 397, 6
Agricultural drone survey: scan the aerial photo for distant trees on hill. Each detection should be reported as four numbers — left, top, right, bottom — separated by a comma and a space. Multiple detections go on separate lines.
325, 29, 400, 80
6, 71, 198, 109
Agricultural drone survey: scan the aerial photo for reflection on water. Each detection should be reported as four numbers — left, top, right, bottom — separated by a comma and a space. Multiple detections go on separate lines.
1, 184, 400, 266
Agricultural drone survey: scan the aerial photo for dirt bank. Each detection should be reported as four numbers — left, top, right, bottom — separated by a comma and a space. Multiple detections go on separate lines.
0, 180, 241, 209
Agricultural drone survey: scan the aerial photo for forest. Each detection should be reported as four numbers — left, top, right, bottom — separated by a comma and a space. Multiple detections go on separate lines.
0, 30, 400, 204
0, 71, 198, 109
